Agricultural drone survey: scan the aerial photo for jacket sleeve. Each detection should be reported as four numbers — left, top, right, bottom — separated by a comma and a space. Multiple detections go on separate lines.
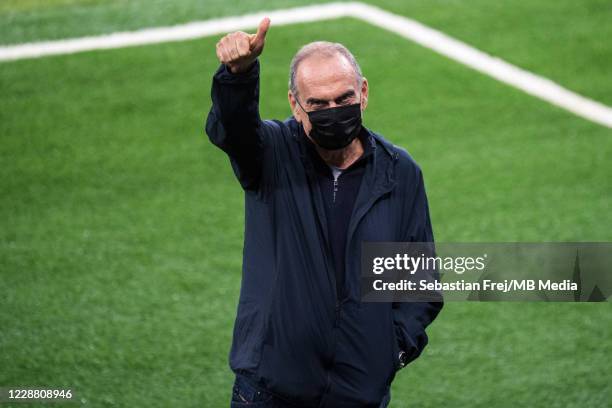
205, 59, 267, 190
392, 167, 444, 366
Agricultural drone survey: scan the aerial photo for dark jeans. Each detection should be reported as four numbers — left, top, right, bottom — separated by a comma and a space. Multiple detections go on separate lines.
230, 373, 391, 408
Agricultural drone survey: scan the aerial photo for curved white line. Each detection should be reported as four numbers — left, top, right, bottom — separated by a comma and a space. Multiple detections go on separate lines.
1, 1, 611, 128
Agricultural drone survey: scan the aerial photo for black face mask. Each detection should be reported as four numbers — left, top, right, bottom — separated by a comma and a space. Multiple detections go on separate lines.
297, 99, 363, 150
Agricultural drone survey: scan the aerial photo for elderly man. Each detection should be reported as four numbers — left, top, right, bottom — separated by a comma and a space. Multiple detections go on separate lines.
205, 17, 443, 408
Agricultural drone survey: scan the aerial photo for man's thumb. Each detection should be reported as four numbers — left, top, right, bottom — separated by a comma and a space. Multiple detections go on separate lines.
250, 17, 271, 48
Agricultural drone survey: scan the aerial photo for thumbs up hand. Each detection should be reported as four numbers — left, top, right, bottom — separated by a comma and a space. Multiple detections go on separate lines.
216, 17, 271, 74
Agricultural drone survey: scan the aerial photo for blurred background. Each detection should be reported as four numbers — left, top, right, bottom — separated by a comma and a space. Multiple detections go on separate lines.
1, 1, 611, 406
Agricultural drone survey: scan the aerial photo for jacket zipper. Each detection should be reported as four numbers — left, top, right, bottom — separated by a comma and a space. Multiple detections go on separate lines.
332, 175, 339, 203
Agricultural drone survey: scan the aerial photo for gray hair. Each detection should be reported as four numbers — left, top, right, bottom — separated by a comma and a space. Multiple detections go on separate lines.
288, 41, 363, 96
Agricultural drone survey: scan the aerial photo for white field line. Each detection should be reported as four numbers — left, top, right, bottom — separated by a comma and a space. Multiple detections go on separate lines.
1, 1, 611, 128
0, 3, 353, 61
347, 3, 612, 129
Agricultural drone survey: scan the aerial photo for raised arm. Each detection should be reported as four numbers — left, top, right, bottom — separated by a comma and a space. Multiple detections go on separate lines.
205, 18, 271, 190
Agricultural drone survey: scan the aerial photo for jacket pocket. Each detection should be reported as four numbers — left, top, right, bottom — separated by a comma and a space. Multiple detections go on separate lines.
233, 303, 257, 344
388, 316, 401, 377
229, 301, 263, 370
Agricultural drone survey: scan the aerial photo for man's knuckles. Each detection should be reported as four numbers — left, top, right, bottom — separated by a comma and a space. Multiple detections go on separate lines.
216, 29, 262, 66
221, 34, 250, 60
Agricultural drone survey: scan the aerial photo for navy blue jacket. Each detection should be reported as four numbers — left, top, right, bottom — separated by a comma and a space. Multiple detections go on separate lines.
205, 60, 443, 407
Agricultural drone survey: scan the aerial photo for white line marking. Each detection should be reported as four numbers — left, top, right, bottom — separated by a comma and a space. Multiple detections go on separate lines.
0, 3, 352, 61
1, 1, 611, 128
347, 3, 612, 129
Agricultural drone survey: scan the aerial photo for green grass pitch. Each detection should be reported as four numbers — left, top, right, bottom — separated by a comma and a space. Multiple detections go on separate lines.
1, 1, 611, 406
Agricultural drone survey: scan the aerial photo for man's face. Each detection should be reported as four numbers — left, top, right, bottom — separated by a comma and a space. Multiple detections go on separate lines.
288, 54, 368, 137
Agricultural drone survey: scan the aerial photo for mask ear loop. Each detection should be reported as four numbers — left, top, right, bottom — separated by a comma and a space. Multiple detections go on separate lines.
294, 94, 309, 115
356, 89, 365, 120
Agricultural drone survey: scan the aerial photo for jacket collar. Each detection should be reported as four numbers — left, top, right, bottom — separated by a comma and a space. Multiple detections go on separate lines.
301, 125, 373, 177
286, 115, 397, 194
